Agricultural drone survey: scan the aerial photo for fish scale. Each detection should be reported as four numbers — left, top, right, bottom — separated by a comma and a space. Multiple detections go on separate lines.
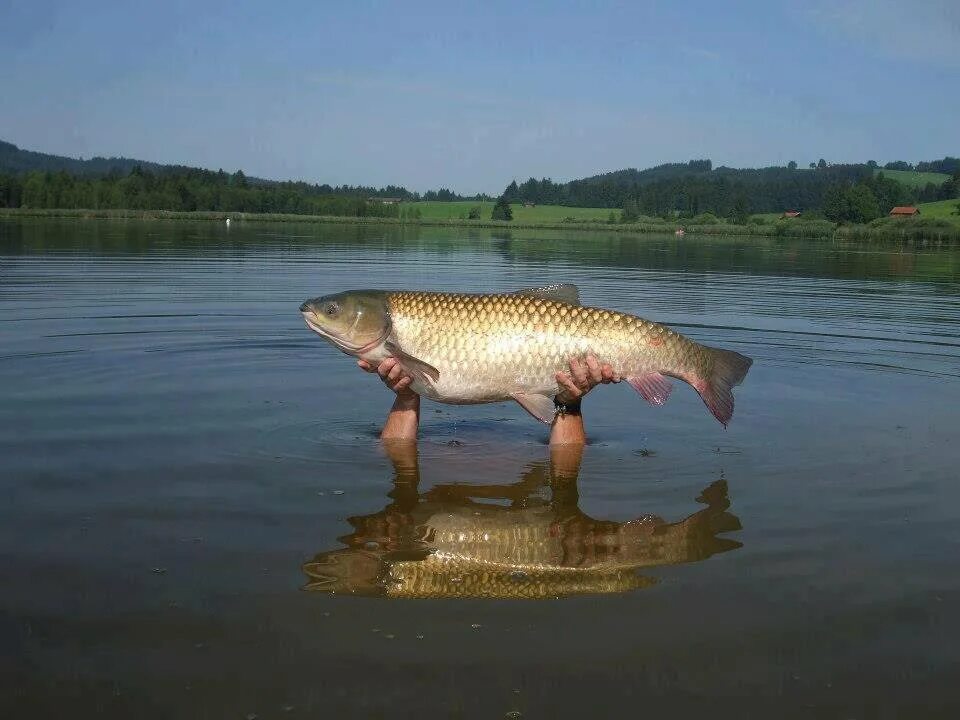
300, 284, 752, 426
387, 291, 685, 402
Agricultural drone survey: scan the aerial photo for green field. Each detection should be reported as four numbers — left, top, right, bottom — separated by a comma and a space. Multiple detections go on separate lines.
876, 168, 950, 189
917, 199, 960, 222
401, 201, 614, 223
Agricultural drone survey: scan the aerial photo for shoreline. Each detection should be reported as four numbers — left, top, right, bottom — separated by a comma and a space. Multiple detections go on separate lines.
1, 207, 957, 244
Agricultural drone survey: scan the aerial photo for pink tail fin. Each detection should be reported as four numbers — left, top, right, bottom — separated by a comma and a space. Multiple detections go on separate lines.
692, 347, 753, 427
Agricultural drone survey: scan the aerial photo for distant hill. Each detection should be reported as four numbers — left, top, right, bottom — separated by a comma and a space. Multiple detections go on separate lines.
0, 139, 423, 200
0, 139, 196, 178
502, 157, 959, 217
876, 168, 950, 190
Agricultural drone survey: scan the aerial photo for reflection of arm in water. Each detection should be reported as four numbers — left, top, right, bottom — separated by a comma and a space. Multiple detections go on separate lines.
357, 355, 620, 444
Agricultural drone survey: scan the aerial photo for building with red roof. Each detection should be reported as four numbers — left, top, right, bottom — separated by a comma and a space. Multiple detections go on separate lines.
889, 206, 920, 217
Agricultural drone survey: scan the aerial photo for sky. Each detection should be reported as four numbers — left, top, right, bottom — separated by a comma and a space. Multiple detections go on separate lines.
1, 0, 958, 194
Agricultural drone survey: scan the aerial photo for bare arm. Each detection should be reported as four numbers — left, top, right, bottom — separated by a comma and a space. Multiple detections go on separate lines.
359, 354, 617, 445
550, 355, 619, 446
357, 358, 420, 441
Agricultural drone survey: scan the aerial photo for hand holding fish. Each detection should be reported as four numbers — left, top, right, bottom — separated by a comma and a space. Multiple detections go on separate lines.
357, 357, 416, 400
555, 356, 620, 405
361, 354, 616, 406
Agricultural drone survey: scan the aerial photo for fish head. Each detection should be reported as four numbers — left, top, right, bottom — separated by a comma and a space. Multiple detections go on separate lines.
300, 290, 390, 355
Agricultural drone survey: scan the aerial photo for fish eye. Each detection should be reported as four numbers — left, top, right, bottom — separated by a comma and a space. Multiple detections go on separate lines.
324, 302, 340, 317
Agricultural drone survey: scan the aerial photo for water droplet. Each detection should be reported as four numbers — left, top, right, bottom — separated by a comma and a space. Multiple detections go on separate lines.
471, 623, 482, 629
331, 490, 345, 496
363, 541, 380, 550
449, 576, 463, 584
246, 714, 258, 720
152, 567, 167, 575
371, 628, 380, 633
505, 711, 522, 718
384, 634, 395, 640
508, 570, 529, 582
415, 634, 424, 640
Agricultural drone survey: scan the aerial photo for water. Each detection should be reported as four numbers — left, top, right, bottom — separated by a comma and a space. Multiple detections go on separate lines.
2, 218, 959, 717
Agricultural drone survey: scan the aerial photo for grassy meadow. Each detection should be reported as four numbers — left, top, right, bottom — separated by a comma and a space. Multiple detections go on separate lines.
917, 199, 960, 222
401, 201, 615, 223
876, 168, 950, 188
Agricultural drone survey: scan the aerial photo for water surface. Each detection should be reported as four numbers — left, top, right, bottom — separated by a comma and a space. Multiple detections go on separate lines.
2, 219, 960, 717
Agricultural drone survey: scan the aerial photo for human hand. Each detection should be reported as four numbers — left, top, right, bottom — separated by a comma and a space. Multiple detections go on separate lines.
357, 358, 418, 401
555, 355, 620, 404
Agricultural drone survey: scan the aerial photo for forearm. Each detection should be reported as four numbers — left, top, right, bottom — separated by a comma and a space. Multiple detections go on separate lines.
549, 400, 586, 445
380, 393, 420, 441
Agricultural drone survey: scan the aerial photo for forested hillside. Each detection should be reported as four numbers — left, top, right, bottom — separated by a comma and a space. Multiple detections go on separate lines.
501, 158, 960, 222
0, 166, 401, 217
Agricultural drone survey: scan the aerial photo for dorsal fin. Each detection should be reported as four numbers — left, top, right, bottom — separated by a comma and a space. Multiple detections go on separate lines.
512, 283, 580, 306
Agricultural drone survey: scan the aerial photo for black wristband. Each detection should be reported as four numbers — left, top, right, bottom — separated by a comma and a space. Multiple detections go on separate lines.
554, 397, 582, 415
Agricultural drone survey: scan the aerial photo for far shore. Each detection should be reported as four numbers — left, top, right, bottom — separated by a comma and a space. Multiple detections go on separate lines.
1, 207, 957, 244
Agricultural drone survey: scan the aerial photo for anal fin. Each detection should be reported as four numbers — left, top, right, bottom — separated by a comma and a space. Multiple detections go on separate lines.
512, 392, 556, 424
627, 373, 673, 406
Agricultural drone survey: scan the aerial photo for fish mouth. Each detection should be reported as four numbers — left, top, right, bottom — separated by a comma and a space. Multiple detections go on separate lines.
301, 312, 384, 355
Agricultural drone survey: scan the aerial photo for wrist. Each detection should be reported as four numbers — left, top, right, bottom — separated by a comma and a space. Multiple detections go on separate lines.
392, 392, 420, 410
554, 397, 582, 416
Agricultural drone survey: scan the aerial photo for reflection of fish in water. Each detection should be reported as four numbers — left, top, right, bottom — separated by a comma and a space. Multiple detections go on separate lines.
302, 444, 742, 599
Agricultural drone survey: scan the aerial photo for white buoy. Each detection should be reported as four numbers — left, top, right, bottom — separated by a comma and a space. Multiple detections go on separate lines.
225, 217, 231, 227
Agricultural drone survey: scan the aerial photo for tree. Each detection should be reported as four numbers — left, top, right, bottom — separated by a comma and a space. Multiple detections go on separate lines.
501, 181, 520, 203
817, 158, 827, 170
467, 206, 481, 220
787, 161, 797, 170
845, 184, 880, 223
491, 195, 513, 221
823, 185, 850, 223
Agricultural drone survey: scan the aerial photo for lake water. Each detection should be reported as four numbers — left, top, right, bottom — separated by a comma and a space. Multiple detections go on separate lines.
2, 218, 960, 718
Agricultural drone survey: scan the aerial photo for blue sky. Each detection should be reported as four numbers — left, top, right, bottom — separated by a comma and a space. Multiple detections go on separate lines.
1, 0, 957, 194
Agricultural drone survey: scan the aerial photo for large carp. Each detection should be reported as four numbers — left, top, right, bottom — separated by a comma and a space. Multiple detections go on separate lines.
301, 444, 742, 599
300, 284, 752, 425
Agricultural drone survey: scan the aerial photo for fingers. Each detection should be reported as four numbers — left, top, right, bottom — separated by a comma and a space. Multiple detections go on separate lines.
374, 357, 416, 394
386, 362, 405, 383
555, 371, 582, 400
376, 358, 398, 379
358, 359, 375, 373
600, 363, 620, 383
585, 355, 603, 384
569, 357, 589, 388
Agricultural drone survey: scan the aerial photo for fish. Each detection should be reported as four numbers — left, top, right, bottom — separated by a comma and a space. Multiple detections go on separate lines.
301, 450, 742, 599
299, 283, 752, 426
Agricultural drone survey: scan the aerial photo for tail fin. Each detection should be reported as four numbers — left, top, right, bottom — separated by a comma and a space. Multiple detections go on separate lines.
694, 347, 753, 427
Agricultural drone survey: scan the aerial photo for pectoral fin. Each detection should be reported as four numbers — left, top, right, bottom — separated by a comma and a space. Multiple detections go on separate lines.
512, 283, 581, 306
627, 373, 673, 406
385, 341, 440, 387
512, 392, 557, 424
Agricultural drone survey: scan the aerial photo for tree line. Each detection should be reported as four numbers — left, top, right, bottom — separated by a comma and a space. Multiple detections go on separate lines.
498, 158, 960, 222
0, 167, 408, 217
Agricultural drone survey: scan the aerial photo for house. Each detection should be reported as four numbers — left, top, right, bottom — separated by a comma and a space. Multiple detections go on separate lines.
782, 210, 801, 218
889, 206, 920, 217
370, 197, 403, 205
522, 201, 536, 208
